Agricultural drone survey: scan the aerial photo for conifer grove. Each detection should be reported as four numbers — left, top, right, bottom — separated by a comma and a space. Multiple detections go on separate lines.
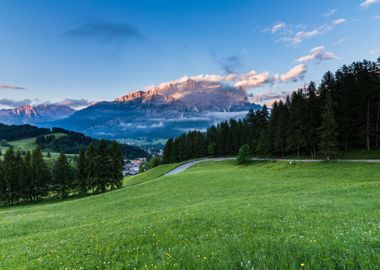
0, 140, 124, 206
163, 59, 380, 163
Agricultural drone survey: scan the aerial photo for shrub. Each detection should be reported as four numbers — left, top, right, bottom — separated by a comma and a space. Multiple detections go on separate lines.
237, 144, 250, 164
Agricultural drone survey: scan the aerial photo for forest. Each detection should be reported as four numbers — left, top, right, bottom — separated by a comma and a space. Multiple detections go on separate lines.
163, 59, 380, 163
0, 124, 50, 141
0, 124, 147, 158
37, 127, 148, 158
0, 140, 124, 206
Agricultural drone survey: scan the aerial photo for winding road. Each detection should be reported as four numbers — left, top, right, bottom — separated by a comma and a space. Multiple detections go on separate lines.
164, 157, 380, 176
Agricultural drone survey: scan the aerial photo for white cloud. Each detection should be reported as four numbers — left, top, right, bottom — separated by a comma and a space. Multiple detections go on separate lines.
275, 64, 307, 82
374, 15, 380, 20
56, 98, 94, 109
267, 16, 348, 47
333, 38, 347, 45
0, 84, 25, 90
297, 46, 338, 63
333, 18, 347, 25
156, 74, 237, 89
292, 29, 321, 45
278, 25, 331, 46
249, 91, 291, 106
369, 48, 380, 54
234, 71, 271, 90
271, 22, 286, 33
360, 0, 380, 8
0, 98, 33, 109
322, 9, 338, 17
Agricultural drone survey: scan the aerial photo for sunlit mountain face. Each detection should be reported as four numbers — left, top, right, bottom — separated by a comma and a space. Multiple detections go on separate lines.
47, 77, 261, 144
0, 104, 75, 125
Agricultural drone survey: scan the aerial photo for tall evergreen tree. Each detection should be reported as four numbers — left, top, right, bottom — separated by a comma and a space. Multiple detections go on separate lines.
86, 143, 97, 193
163, 138, 173, 164
77, 148, 88, 195
95, 140, 112, 193
53, 153, 71, 199
22, 151, 33, 202
110, 141, 125, 189
0, 159, 4, 205
32, 147, 49, 201
274, 100, 288, 157
319, 93, 338, 160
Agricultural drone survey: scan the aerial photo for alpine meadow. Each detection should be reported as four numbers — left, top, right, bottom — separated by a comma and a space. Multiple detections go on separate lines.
0, 1, 380, 269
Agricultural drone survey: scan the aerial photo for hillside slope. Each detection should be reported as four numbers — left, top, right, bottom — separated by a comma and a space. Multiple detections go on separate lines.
0, 161, 379, 269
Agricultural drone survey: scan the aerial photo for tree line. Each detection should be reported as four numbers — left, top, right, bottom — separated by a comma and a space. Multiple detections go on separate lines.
0, 123, 50, 141
163, 58, 380, 163
36, 128, 148, 158
0, 140, 124, 206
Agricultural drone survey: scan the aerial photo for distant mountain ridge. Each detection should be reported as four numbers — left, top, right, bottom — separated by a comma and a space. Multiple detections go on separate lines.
114, 77, 248, 111
50, 78, 261, 141
0, 104, 75, 125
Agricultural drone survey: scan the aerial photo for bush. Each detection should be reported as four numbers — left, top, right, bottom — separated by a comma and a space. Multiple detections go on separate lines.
237, 144, 250, 164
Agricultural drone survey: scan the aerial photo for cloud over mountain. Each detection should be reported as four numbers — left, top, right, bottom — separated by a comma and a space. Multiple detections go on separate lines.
56, 98, 94, 109
234, 71, 271, 90
249, 91, 290, 106
0, 98, 33, 109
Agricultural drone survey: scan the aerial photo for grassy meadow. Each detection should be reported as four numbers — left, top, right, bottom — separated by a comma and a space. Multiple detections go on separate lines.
0, 133, 76, 160
0, 160, 379, 269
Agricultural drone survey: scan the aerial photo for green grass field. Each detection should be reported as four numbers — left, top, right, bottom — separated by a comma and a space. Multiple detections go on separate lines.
0, 133, 77, 160
0, 161, 379, 269
123, 163, 180, 187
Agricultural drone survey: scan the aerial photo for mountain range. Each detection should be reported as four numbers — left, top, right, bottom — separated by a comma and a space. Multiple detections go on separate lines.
0, 77, 261, 144
0, 104, 75, 125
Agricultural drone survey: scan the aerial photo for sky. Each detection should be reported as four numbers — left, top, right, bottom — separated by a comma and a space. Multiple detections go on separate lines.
0, 0, 380, 109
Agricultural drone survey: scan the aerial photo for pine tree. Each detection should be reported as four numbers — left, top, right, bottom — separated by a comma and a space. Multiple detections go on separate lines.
274, 100, 288, 157
53, 153, 71, 199
305, 82, 321, 158
0, 159, 4, 205
32, 147, 49, 201
22, 151, 33, 202
267, 101, 279, 155
95, 140, 112, 193
163, 138, 173, 164
3, 148, 14, 205
256, 127, 270, 157
110, 141, 124, 189
12, 151, 24, 204
319, 93, 338, 160
287, 90, 308, 156
237, 144, 250, 164
86, 143, 97, 193
77, 148, 88, 195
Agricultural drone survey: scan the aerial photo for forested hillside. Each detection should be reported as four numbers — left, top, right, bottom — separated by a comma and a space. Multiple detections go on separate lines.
163, 58, 380, 163
36, 127, 148, 158
0, 124, 50, 141
0, 140, 124, 206
0, 124, 148, 158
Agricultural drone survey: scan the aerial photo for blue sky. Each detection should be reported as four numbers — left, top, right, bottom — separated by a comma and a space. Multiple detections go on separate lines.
0, 0, 379, 108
